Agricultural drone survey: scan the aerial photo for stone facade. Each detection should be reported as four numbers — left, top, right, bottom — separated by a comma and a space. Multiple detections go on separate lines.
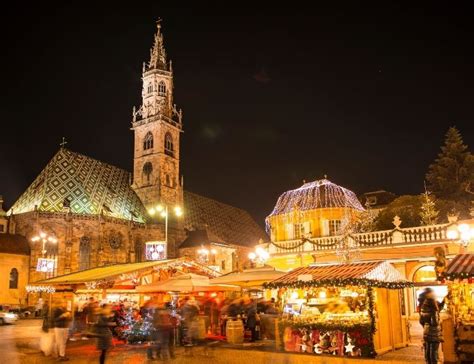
12, 211, 184, 283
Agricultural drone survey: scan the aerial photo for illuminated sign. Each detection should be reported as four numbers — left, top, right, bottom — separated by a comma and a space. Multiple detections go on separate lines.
36, 258, 56, 273
145, 241, 167, 261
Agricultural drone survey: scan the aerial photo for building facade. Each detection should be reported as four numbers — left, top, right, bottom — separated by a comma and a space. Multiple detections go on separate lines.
0, 199, 30, 307
3, 22, 266, 301
260, 179, 474, 318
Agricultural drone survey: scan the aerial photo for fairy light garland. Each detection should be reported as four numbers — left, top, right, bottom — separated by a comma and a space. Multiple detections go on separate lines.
26, 285, 56, 293
265, 179, 365, 232
264, 278, 413, 290
269, 224, 451, 251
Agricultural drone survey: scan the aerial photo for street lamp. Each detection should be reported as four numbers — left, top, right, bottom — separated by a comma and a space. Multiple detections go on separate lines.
31, 232, 58, 256
248, 246, 270, 266
447, 223, 474, 251
148, 204, 183, 244
31, 232, 58, 273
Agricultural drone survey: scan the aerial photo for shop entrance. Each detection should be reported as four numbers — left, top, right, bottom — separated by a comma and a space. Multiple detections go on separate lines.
409, 265, 448, 344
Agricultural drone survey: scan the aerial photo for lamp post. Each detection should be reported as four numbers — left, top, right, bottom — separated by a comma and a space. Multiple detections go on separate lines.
148, 203, 183, 244
31, 232, 58, 274
31, 232, 58, 256
447, 223, 474, 253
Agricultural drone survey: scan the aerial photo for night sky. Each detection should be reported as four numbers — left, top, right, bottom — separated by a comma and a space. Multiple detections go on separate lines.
1, 3, 473, 226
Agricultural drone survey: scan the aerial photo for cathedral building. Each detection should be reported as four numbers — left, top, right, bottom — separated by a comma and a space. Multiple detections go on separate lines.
4, 22, 267, 290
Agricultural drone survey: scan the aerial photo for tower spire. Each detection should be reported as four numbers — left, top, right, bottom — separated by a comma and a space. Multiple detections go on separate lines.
148, 18, 167, 71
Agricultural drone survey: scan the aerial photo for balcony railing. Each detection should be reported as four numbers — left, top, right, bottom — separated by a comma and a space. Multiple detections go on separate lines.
267, 222, 452, 255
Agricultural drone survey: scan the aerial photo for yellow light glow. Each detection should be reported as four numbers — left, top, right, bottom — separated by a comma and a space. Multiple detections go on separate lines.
248, 252, 256, 260
210, 249, 217, 255
149, 208, 156, 216
160, 211, 167, 218
458, 223, 470, 233
174, 206, 183, 216
447, 230, 459, 240
291, 291, 299, 300
40, 232, 46, 238
319, 291, 327, 299
156, 205, 164, 212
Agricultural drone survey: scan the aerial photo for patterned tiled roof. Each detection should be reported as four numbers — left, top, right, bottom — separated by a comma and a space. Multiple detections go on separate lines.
183, 191, 268, 248
10, 148, 148, 222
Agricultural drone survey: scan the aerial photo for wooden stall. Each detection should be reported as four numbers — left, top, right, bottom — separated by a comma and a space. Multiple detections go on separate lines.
265, 261, 411, 358
442, 253, 474, 364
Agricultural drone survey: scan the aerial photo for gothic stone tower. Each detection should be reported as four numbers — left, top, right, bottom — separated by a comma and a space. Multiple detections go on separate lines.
131, 22, 183, 211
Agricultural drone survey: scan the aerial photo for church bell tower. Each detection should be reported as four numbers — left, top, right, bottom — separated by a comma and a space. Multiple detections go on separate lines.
131, 21, 183, 211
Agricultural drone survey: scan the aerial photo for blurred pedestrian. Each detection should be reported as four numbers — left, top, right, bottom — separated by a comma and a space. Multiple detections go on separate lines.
245, 299, 258, 342
420, 288, 445, 364
39, 302, 55, 356
154, 302, 174, 361
53, 304, 71, 361
95, 304, 115, 364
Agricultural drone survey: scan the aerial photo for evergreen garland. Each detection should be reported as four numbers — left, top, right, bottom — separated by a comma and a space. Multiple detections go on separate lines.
264, 278, 413, 290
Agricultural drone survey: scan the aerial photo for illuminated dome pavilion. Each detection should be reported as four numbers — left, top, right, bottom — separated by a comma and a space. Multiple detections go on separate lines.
266, 179, 364, 241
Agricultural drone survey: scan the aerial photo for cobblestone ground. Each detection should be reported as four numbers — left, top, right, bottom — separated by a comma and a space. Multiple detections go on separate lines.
1, 320, 426, 364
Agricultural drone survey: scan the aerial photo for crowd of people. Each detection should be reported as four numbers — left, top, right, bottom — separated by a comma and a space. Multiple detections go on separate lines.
39, 294, 279, 362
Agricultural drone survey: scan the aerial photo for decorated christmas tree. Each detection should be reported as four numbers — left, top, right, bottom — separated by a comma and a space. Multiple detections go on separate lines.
122, 308, 149, 344
420, 189, 439, 225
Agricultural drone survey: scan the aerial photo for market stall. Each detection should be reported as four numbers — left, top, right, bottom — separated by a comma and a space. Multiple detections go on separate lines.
264, 261, 411, 358
27, 258, 220, 342
442, 253, 474, 363
137, 273, 240, 338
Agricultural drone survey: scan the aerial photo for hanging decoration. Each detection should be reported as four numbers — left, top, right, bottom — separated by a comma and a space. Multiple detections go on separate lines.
36, 258, 56, 273
85, 279, 115, 290
265, 277, 412, 290
26, 285, 56, 294
119, 272, 140, 285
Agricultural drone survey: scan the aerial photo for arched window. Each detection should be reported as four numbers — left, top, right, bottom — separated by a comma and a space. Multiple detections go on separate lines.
147, 83, 153, 93
143, 132, 153, 150
158, 81, 166, 96
143, 162, 153, 184
164, 133, 174, 157
9, 268, 18, 289
79, 237, 91, 271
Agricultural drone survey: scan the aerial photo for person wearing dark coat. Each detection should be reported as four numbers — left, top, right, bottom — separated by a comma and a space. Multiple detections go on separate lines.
245, 301, 258, 342
419, 289, 444, 364
95, 304, 114, 364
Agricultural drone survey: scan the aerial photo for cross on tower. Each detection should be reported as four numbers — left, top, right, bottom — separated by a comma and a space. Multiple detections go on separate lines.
60, 137, 67, 148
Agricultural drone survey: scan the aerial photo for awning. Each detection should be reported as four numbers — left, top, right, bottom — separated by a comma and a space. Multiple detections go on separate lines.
264, 261, 411, 289
444, 253, 474, 280
34, 258, 219, 286
210, 267, 286, 288
137, 273, 240, 293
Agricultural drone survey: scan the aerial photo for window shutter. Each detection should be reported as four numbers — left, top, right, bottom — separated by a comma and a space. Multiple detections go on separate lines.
303, 222, 311, 236
286, 223, 294, 240
321, 219, 329, 236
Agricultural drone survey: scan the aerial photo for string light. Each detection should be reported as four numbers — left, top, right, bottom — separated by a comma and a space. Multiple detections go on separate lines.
265, 179, 364, 232
26, 285, 56, 294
